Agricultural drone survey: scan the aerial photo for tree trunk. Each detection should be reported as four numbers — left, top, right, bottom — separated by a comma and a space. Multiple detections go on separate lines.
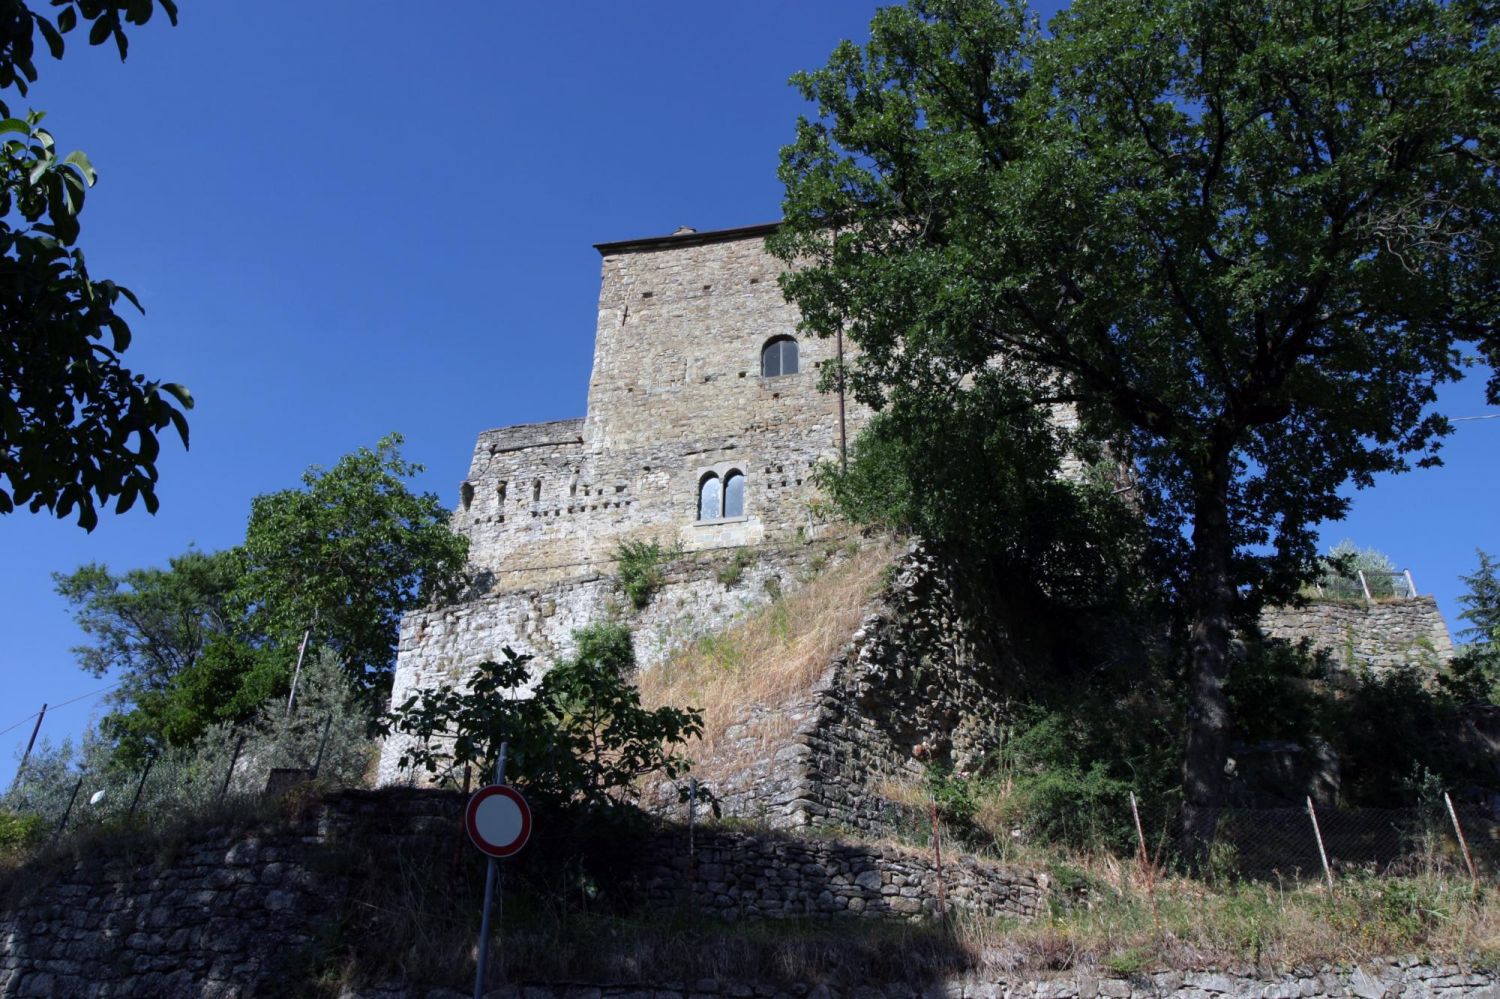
1180, 462, 1236, 867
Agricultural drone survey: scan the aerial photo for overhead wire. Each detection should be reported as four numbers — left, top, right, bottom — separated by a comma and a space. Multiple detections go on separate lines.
0, 680, 123, 739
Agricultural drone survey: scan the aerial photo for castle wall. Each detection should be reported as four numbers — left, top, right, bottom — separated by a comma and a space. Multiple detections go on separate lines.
451, 229, 864, 588
1259, 596, 1454, 674
381, 227, 870, 786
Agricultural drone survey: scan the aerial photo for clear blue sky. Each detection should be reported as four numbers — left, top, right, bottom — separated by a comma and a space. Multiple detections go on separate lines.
2, 2, 1495, 785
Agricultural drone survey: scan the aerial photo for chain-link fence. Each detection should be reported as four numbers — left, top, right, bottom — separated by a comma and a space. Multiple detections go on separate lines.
2, 651, 375, 846
1208, 797, 1496, 883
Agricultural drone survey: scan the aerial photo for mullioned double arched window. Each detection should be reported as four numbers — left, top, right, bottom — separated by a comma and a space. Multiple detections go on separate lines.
697, 469, 745, 521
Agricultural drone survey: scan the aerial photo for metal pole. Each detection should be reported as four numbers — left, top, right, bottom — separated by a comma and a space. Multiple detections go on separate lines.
836, 328, 847, 474
1357, 570, 1373, 603
1445, 792, 1480, 890
473, 742, 508, 999
219, 734, 245, 803
688, 778, 697, 911
1404, 569, 1418, 600
128, 756, 155, 821
285, 626, 313, 718
1307, 796, 1334, 889
55, 777, 83, 837
311, 714, 334, 778
10, 703, 47, 793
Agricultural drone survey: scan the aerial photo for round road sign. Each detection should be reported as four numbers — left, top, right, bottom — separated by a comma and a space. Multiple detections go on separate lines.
465, 784, 532, 858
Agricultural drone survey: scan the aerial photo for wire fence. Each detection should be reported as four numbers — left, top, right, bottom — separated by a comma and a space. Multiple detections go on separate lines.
2, 708, 376, 846
1309, 568, 1419, 602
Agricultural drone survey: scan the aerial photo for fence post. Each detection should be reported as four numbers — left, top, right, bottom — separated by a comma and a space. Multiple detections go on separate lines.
1357, 570, 1373, 603
218, 734, 245, 803
55, 777, 83, 838
1404, 569, 1418, 600
929, 799, 948, 924
1444, 792, 1479, 890
687, 778, 697, 912
1130, 791, 1161, 930
311, 713, 334, 778
1307, 796, 1334, 889
128, 756, 155, 821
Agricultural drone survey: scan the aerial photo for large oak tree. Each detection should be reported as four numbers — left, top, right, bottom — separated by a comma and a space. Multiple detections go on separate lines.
771, 0, 1499, 856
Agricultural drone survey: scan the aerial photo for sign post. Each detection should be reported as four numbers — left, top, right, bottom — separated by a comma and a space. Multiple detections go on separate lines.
469, 742, 532, 999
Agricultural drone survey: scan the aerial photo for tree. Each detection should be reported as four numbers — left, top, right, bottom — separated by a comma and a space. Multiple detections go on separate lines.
1457, 549, 1500, 646
53, 547, 242, 755
56, 435, 470, 752
237, 433, 469, 699
1, 1, 190, 530
772, 0, 1500, 857
380, 624, 704, 812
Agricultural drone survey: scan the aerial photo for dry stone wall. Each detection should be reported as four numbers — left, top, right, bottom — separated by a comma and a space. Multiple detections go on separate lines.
666, 543, 1028, 836
640, 828, 1046, 923
383, 965, 1500, 999
0, 789, 1052, 998
1259, 596, 1453, 675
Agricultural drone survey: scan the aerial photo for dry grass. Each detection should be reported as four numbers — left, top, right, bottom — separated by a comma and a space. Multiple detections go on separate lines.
639, 538, 899, 755
973, 869, 1500, 975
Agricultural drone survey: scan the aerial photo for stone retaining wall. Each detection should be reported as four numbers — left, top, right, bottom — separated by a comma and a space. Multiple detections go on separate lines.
1259, 596, 1453, 674
379, 965, 1499, 999
640, 829, 1045, 923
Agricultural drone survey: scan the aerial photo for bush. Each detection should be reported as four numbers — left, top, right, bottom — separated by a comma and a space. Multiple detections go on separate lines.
615, 539, 676, 610
380, 624, 703, 813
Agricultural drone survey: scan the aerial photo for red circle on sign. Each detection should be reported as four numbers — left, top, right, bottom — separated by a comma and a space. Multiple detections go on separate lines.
465, 784, 532, 858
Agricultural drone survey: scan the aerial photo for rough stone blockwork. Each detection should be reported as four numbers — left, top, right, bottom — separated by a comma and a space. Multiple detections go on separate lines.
0, 790, 1045, 997
640, 829, 1045, 923
1259, 597, 1454, 674
431, 966, 1500, 999
670, 542, 1026, 835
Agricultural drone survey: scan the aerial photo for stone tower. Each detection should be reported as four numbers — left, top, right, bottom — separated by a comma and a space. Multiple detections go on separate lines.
378, 223, 868, 783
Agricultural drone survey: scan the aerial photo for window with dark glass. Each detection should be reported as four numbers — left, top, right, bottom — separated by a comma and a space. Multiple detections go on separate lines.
723, 470, 745, 518
697, 473, 722, 521
760, 336, 799, 377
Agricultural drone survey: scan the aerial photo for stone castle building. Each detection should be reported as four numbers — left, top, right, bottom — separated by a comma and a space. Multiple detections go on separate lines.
378, 221, 1455, 789
377, 223, 870, 782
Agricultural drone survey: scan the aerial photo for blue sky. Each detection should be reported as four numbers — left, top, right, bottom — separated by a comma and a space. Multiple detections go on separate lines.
2, 2, 1495, 785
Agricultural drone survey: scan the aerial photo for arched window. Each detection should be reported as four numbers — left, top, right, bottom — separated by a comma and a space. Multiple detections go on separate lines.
697, 473, 722, 521
760, 336, 799, 377
722, 470, 745, 518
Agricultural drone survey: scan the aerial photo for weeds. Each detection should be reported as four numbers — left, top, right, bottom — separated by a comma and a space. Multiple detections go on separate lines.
639, 540, 896, 756
616, 539, 680, 610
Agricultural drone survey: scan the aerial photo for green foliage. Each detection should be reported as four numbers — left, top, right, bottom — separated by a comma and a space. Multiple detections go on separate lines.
1318, 541, 1402, 599
0, 809, 42, 858
0, 2, 188, 530
380, 624, 703, 813
1457, 550, 1500, 646
239, 433, 469, 698
772, 0, 1500, 847
614, 539, 676, 610
716, 549, 753, 587
53, 436, 468, 755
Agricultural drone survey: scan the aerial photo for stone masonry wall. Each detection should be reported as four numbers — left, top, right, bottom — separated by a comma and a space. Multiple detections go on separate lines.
374, 965, 1500, 999
0, 789, 1052, 998
1260, 596, 1454, 674
668, 543, 1028, 836
448, 228, 870, 589
378, 539, 841, 785
641, 828, 1045, 923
